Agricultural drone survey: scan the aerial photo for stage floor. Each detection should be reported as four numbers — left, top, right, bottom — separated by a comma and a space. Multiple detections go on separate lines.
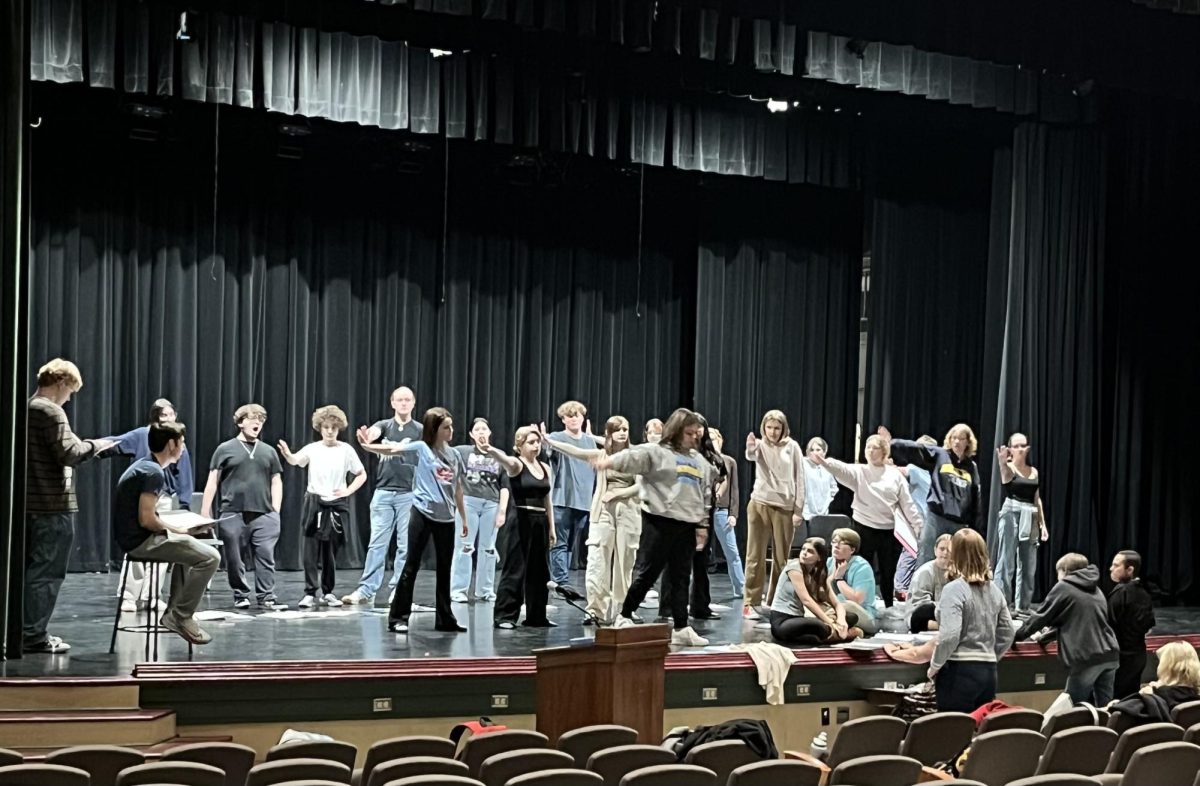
4, 568, 1198, 679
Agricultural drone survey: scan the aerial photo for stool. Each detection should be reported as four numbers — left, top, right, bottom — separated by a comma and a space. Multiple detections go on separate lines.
109, 556, 192, 660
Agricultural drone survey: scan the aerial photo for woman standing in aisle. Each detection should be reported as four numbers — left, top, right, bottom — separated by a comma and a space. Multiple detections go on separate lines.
488, 425, 557, 629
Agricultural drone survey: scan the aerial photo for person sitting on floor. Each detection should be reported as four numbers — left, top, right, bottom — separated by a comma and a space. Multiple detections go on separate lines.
1107, 640, 1200, 726
113, 422, 220, 645
908, 534, 952, 633
827, 527, 879, 635
769, 537, 861, 646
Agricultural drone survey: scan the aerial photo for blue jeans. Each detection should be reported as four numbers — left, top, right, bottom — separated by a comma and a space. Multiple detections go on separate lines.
993, 500, 1039, 611
936, 660, 998, 713
356, 489, 413, 599
550, 507, 589, 585
23, 513, 74, 647
918, 512, 966, 564
711, 509, 745, 598
451, 496, 500, 598
1066, 660, 1118, 706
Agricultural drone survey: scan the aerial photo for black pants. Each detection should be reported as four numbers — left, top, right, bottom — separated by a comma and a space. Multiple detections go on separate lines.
853, 520, 898, 606
769, 608, 859, 645
389, 509, 456, 629
494, 508, 551, 625
936, 660, 997, 713
1115, 650, 1148, 699
660, 522, 713, 618
303, 536, 338, 596
910, 602, 937, 633
621, 513, 696, 630
218, 511, 281, 603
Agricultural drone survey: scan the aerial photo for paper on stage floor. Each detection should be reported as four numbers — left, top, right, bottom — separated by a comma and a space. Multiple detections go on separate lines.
159, 509, 235, 531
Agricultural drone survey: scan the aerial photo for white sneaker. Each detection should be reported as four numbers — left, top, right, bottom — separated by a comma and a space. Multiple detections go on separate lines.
298, 595, 315, 608
743, 606, 761, 620
613, 615, 635, 629
323, 593, 343, 607
450, 592, 470, 603
24, 635, 71, 654
120, 599, 137, 613
233, 598, 251, 609
671, 626, 709, 647
411, 603, 437, 613
646, 590, 659, 600
136, 598, 168, 613
340, 590, 372, 605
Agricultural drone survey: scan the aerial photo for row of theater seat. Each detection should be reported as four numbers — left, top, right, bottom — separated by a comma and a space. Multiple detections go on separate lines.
2, 706, 1200, 786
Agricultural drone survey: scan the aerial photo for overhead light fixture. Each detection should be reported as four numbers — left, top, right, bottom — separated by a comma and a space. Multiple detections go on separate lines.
175, 11, 191, 41
766, 99, 789, 113
430, 48, 453, 58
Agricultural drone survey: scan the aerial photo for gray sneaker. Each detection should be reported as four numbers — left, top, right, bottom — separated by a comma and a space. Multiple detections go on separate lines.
161, 612, 213, 645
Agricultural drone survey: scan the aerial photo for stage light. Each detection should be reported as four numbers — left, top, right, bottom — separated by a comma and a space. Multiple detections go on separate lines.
430, 48, 454, 58
766, 99, 789, 113
176, 11, 191, 42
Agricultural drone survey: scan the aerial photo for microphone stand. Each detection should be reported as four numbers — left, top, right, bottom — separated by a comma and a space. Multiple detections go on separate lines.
554, 589, 603, 627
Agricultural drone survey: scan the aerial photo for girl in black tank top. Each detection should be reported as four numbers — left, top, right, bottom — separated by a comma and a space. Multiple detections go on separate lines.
993, 433, 1047, 615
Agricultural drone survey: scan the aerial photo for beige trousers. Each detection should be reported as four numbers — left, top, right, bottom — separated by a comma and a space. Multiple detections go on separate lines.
584, 498, 642, 623
743, 500, 795, 607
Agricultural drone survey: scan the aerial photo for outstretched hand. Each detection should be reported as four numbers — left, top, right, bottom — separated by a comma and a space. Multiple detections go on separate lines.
277, 439, 292, 457
745, 432, 758, 451
997, 445, 1011, 462
876, 425, 892, 442
355, 425, 372, 445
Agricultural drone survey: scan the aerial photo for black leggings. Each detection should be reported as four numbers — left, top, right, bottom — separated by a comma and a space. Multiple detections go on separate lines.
769, 608, 859, 645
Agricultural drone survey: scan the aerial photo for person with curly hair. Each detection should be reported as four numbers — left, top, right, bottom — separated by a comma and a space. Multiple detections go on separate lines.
278, 405, 367, 608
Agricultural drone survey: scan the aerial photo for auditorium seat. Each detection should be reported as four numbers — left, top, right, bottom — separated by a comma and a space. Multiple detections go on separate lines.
785, 715, 908, 777
45, 744, 145, 786
828, 754, 922, 786
1095, 741, 1200, 786
477, 749, 573, 786
116, 761, 225, 786
1103, 722, 1183, 774
941, 729, 1046, 786
367, 757, 469, 786
247, 758, 353, 786
383, 777, 484, 786
1185, 723, 1200, 744
0, 763, 91, 786
504, 769, 603, 786
726, 759, 823, 786
899, 712, 976, 766
456, 731, 548, 778
274, 781, 350, 786
556, 725, 638, 768
356, 737, 457, 786
1007, 776, 1100, 786
681, 740, 762, 784
0, 748, 24, 766
977, 709, 1044, 735
1171, 700, 1200, 729
617, 764, 717, 786
1036, 727, 1118, 776
585, 745, 676, 786
1042, 707, 1101, 737
162, 742, 257, 786
267, 741, 359, 770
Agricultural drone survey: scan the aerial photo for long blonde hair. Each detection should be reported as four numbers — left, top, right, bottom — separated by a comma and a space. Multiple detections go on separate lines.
1155, 641, 1200, 689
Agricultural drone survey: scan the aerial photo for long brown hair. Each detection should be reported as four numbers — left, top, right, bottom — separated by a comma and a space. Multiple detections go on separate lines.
801, 537, 831, 604
604, 415, 630, 456
660, 408, 704, 450
420, 407, 452, 447
948, 528, 991, 584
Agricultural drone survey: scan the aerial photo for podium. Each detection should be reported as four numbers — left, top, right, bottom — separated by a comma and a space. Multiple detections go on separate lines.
533, 624, 671, 743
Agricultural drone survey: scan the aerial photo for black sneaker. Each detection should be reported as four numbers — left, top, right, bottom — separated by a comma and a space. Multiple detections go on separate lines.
23, 635, 70, 654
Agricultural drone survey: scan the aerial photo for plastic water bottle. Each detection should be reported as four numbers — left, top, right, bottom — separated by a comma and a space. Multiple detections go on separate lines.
810, 731, 828, 760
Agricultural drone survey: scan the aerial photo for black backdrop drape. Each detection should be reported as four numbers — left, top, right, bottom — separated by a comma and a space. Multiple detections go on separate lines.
29, 86, 860, 572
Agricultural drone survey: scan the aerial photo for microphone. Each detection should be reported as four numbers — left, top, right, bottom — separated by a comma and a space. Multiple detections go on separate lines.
547, 581, 586, 602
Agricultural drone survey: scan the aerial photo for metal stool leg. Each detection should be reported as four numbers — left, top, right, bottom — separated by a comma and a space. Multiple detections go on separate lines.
110, 558, 131, 654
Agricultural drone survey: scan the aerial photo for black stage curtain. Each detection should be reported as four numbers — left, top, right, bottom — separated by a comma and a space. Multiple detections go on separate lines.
27, 90, 693, 572
983, 124, 1109, 594
863, 134, 994, 448
693, 179, 862, 548
1100, 98, 1200, 602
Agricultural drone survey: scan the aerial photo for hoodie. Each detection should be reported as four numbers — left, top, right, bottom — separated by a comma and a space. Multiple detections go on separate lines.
1016, 565, 1120, 669
1109, 684, 1199, 726
888, 439, 981, 528
1108, 580, 1156, 654
745, 418, 806, 515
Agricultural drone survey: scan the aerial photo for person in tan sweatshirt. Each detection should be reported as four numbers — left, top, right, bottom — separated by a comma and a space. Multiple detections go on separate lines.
743, 409, 806, 617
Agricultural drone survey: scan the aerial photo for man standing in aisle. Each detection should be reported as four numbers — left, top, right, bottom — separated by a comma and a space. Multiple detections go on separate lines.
24, 359, 115, 653
201, 403, 285, 609
343, 386, 429, 608
543, 400, 596, 590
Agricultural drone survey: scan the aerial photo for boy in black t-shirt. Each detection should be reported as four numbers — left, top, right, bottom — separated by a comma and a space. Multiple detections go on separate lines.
200, 403, 285, 609
114, 422, 220, 644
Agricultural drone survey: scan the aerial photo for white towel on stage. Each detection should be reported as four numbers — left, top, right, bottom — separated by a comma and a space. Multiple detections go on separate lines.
731, 642, 799, 706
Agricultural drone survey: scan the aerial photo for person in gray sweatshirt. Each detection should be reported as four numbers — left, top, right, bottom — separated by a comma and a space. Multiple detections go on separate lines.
1015, 553, 1121, 706
929, 529, 1015, 712
595, 408, 715, 648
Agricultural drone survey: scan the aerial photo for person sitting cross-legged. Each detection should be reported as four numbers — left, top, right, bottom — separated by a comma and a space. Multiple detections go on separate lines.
113, 421, 220, 645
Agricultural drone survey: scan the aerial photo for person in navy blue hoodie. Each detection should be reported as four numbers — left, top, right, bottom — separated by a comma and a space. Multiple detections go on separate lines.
103, 398, 195, 612
879, 424, 982, 565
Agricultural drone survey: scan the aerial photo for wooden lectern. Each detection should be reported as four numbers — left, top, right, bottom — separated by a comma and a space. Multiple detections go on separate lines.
534, 624, 671, 743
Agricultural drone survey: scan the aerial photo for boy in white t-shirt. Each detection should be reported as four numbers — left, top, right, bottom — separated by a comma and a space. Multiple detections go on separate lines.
278, 405, 367, 608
